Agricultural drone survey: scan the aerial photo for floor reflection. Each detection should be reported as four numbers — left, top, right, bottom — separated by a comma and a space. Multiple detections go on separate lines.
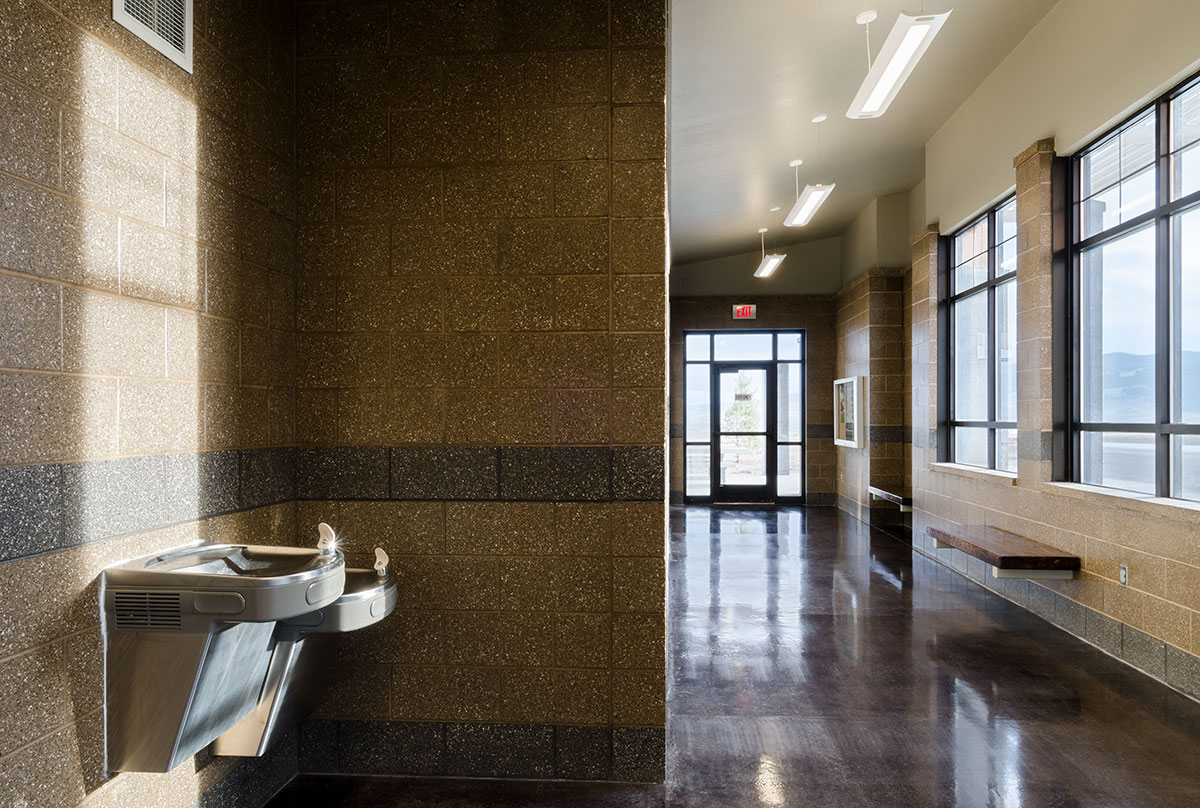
667, 506, 1200, 807
269, 506, 1200, 807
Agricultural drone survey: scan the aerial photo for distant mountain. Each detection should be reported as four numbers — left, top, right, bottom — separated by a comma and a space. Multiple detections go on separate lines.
1092, 351, 1200, 422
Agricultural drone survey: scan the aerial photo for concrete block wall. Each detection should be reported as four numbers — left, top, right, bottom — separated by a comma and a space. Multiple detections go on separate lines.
0, 0, 300, 806
834, 277, 869, 517
1, 0, 671, 796
833, 268, 909, 524
290, 0, 669, 782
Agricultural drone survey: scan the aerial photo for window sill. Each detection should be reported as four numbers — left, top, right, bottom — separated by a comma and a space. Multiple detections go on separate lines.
1043, 482, 1200, 519
929, 462, 1018, 485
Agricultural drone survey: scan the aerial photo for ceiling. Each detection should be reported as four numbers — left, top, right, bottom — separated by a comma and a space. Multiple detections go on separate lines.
668, 0, 1059, 265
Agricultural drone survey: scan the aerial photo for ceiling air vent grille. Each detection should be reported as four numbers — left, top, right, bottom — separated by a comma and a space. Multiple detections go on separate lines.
112, 0, 193, 73
113, 591, 183, 631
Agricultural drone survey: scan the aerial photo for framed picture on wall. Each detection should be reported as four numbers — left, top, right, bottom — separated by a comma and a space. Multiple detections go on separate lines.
833, 376, 863, 448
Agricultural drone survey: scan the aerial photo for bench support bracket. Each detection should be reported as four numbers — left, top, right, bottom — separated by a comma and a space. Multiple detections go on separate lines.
868, 486, 913, 512
991, 567, 1075, 580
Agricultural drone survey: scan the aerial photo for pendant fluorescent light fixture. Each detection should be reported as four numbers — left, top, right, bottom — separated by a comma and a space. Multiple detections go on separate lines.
783, 131, 835, 228
846, 9, 952, 119
754, 228, 785, 278
785, 183, 836, 226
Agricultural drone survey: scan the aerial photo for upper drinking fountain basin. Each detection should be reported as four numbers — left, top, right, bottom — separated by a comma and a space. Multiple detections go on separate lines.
104, 543, 346, 626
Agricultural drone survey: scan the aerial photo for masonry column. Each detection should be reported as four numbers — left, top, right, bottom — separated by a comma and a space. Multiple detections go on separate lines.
909, 225, 940, 552
1013, 138, 1058, 483
865, 270, 908, 521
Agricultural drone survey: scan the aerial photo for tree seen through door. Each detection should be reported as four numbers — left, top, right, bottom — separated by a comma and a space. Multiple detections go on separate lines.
722, 371, 765, 485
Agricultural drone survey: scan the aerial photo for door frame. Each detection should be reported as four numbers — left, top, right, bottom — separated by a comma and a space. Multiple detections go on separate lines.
681, 329, 807, 505
711, 362, 775, 502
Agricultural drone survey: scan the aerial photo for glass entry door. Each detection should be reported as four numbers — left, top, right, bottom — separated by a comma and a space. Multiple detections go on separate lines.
713, 364, 774, 502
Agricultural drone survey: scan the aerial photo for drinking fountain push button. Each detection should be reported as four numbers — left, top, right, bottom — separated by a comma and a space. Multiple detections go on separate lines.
306, 575, 341, 605
193, 591, 246, 615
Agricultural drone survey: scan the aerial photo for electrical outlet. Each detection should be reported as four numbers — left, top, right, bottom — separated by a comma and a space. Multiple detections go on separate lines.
1119, 565, 1129, 587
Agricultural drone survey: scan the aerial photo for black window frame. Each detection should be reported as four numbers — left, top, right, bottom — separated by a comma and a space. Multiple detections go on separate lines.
939, 196, 1019, 471
681, 329, 806, 504
1064, 72, 1200, 500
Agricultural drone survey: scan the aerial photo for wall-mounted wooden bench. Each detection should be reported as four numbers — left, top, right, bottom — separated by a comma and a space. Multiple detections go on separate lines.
868, 485, 912, 512
926, 525, 1080, 580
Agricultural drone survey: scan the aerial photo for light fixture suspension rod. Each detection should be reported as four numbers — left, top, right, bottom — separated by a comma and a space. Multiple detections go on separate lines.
754, 225, 785, 278
865, 21, 872, 69
816, 120, 821, 172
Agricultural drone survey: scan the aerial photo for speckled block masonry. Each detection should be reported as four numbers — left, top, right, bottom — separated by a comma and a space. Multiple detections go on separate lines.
292, 445, 665, 501
288, 0, 669, 782
298, 720, 665, 783
1, 0, 668, 802
832, 268, 909, 524
0, 447, 296, 563
0, 0, 299, 802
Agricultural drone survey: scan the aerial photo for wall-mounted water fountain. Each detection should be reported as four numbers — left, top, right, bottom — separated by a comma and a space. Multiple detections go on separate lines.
102, 524, 394, 773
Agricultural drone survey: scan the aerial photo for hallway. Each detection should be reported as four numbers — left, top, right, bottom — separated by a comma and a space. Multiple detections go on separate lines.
666, 507, 1200, 806
269, 506, 1200, 806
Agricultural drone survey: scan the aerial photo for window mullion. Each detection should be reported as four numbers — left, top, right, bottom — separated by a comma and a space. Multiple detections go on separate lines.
1156, 97, 1172, 498
987, 211, 998, 469
1070, 156, 1082, 484
940, 237, 953, 463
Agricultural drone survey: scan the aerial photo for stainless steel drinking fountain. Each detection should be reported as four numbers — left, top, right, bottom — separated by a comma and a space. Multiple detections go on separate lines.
102, 540, 346, 773
212, 547, 397, 757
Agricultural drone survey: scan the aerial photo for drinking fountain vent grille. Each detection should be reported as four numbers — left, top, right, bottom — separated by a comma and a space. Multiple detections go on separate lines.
113, 591, 183, 630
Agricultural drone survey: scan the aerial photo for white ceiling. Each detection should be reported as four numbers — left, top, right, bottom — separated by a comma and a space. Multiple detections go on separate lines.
668, 0, 1060, 265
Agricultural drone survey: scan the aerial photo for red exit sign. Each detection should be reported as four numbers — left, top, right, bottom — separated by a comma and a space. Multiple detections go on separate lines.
732, 304, 757, 320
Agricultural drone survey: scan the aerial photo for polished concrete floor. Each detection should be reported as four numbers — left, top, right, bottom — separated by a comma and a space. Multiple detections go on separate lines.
267, 506, 1200, 807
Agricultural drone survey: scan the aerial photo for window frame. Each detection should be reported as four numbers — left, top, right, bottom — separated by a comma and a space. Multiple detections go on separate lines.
940, 196, 1019, 471
1066, 72, 1200, 499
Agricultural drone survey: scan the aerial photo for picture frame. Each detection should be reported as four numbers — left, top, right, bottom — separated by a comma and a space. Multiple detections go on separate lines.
833, 376, 863, 448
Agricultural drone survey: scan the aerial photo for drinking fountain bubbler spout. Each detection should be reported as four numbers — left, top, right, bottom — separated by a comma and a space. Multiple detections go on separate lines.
317, 522, 337, 555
